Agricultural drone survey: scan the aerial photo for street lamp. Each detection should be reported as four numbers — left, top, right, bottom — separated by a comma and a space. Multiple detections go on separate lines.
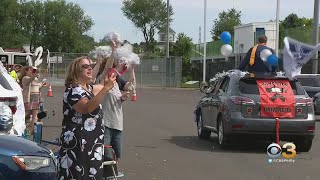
203, 0, 207, 83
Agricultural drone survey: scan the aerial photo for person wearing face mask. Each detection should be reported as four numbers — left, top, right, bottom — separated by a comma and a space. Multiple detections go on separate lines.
57, 56, 116, 180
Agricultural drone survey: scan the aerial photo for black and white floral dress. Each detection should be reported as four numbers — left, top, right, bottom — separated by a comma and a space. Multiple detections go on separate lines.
58, 85, 105, 180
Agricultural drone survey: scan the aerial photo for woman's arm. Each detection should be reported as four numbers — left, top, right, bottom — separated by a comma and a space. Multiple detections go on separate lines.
73, 73, 116, 114
98, 41, 117, 83
23, 70, 39, 86
92, 58, 102, 82
123, 66, 136, 91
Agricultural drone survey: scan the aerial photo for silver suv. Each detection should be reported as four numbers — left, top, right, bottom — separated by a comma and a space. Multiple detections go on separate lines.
194, 70, 315, 152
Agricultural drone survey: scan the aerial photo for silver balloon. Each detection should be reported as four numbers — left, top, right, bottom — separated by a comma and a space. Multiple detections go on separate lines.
260, 49, 272, 62
220, 44, 233, 57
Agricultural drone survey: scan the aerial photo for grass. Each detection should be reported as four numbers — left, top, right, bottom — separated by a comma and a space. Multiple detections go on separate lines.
180, 82, 199, 88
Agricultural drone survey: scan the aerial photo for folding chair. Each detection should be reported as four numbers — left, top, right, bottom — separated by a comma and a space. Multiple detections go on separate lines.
103, 145, 122, 180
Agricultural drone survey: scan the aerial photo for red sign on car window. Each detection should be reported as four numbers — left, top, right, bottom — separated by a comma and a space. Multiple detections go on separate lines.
257, 80, 295, 118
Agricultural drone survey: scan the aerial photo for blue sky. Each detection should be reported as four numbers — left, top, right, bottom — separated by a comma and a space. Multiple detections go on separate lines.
68, 0, 315, 43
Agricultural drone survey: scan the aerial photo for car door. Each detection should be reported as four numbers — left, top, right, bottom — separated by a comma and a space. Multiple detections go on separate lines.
199, 80, 219, 128
199, 92, 212, 127
209, 76, 230, 129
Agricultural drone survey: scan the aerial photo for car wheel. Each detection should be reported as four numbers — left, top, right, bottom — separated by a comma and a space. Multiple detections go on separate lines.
218, 117, 228, 148
295, 137, 313, 152
197, 113, 211, 140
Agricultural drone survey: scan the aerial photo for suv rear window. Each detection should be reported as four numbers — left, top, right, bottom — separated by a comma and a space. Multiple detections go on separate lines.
296, 77, 320, 87
238, 79, 305, 95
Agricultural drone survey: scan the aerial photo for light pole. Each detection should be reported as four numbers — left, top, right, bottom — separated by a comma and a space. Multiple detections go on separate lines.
166, 0, 170, 60
312, 0, 319, 74
203, 0, 207, 83
275, 0, 280, 57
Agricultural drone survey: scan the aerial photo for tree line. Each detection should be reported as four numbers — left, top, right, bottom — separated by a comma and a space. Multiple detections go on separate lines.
0, 0, 95, 53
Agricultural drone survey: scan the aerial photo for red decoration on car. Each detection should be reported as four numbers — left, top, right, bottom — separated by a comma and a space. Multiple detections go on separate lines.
257, 80, 295, 118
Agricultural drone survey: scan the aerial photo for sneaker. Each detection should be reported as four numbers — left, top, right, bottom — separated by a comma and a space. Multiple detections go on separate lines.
117, 172, 124, 177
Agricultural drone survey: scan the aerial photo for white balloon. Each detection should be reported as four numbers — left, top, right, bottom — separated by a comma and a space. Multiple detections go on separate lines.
220, 44, 233, 57
260, 49, 272, 61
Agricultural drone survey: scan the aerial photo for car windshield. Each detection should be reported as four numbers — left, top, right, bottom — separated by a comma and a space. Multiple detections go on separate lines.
238, 78, 305, 95
296, 77, 320, 87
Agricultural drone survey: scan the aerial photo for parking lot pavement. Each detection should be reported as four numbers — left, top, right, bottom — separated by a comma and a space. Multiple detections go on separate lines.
42, 86, 320, 180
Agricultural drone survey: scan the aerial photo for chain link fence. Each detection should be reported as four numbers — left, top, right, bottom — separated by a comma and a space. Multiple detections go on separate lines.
47, 52, 182, 88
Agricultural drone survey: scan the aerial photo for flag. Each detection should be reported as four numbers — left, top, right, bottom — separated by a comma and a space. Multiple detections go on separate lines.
283, 37, 320, 78
257, 79, 295, 118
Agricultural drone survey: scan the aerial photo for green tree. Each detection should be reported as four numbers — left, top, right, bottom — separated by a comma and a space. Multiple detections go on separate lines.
0, 0, 27, 48
280, 13, 312, 29
42, 0, 94, 52
279, 13, 313, 47
74, 35, 96, 53
122, 0, 173, 51
18, 0, 45, 51
210, 8, 242, 41
171, 33, 193, 81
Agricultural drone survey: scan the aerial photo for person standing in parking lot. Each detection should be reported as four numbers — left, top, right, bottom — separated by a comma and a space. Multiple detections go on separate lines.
10, 64, 22, 83
58, 56, 116, 180
19, 66, 45, 133
237, 35, 276, 73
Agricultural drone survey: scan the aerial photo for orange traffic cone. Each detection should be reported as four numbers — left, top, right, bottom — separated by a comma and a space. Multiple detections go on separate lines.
47, 85, 53, 97
131, 93, 136, 102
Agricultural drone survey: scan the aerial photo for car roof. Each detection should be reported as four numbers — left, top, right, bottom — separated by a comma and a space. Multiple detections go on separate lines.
295, 74, 320, 77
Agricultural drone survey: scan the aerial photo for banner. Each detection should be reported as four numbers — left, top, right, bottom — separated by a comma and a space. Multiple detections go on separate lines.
283, 37, 320, 78
257, 79, 295, 118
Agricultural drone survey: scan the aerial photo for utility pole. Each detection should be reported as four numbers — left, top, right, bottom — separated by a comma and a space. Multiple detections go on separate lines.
198, 26, 202, 53
312, 0, 319, 74
203, 0, 207, 83
166, 0, 170, 60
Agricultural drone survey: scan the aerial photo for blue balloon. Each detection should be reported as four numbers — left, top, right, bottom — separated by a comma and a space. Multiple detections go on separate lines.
267, 54, 278, 66
220, 31, 232, 44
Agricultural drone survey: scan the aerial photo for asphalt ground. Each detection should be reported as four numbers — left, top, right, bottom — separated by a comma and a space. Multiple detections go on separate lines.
41, 86, 320, 180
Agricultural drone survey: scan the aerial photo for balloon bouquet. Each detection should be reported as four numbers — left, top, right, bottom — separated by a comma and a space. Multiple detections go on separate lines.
89, 32, 140, 101
220, 31, 233, 57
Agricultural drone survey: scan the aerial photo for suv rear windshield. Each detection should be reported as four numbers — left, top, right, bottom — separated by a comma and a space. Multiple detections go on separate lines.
238, 79, 305, 95
296, 77, 320, 87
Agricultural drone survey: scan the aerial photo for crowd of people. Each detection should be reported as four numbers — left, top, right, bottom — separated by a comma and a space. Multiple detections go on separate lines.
2, 32, 138, 179
6, 64, 47, 135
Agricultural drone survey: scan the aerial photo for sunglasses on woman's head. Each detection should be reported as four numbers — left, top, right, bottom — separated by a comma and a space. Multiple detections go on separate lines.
81, 64, 94, 69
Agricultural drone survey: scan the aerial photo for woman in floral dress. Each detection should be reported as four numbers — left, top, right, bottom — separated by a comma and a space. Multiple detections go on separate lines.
58, 56, 116, 180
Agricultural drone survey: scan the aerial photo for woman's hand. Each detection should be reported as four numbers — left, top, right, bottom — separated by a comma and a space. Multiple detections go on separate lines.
121, 91, 130, 101
103, 72, 116, 91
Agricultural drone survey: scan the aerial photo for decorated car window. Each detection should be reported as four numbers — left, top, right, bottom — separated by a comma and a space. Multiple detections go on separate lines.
214, 76, 230, 94
238, 79, 305, 95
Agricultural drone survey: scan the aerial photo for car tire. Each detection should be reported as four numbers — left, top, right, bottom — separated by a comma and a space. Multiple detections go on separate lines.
218, 116, 228, 148
197, 113, 211, 140
295, 137, 313, 152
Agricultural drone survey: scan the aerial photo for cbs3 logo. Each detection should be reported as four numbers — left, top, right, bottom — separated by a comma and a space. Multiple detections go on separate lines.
267, 143, 297, 159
